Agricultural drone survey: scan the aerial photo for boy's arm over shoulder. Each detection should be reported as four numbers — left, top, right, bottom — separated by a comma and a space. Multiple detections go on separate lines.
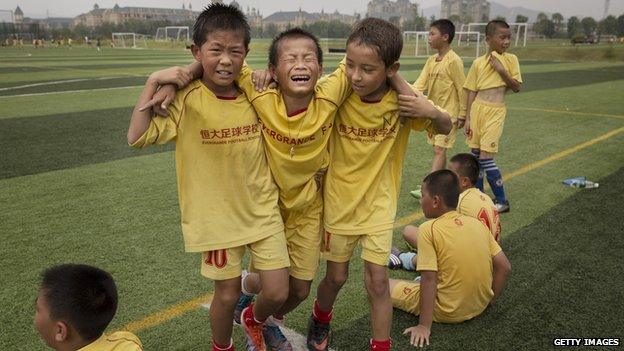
316, 57, 351, 106
127, 78, 185, 148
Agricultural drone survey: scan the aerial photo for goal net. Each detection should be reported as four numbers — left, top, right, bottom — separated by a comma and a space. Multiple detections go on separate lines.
403, 31, 483, 58
155, 26, 190, 42
457, 22, 528, 48
111, 33, 148, 49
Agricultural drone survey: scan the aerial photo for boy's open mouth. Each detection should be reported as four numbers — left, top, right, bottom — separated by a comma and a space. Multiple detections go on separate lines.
290, 75, 311, 82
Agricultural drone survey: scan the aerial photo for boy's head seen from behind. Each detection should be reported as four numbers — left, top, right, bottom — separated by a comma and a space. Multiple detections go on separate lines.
421, 170, 460, 218
34, 264, 118, 349
429, 19, 455, 49
268, 28, 323, 99
191, 3, 250, 94
345, 18, 402, 100
449, 153, 479, 190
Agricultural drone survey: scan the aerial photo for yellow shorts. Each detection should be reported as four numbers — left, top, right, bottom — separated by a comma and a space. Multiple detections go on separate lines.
201, 231, 290, 281
466, 99, 506, 153
322, 230, 393, 266
280, 191, 324, 281
427, 122, 457, 149
391, 280, 421, 315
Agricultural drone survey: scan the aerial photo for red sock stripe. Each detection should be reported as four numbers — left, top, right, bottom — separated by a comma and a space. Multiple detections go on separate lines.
312, 299, 333, 324
370, 338, 392, 351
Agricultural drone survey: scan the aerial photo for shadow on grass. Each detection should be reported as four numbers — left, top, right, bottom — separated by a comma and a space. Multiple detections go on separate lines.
0, 107, 173, 179
331, 167, 624, 350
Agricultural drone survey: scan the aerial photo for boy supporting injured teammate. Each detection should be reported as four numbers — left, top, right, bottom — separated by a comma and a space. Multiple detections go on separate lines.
390, 153, 501, 271
409, 19, 466, 198
457, 20, 522, 213
127, 4, 290, 350
142, 28, 351, 350
34, 264, 142, 351
390, 171, 511, 347
308, 18, 451, 351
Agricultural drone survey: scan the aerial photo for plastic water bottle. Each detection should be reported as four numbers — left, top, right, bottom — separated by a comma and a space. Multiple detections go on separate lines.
570, 179, 599, 188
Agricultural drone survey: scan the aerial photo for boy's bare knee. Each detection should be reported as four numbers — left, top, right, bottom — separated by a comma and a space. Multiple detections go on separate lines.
403, 225, 419, 246
291, 283, 311, 302
364, 272, 390, 298
327, 270, 349, 289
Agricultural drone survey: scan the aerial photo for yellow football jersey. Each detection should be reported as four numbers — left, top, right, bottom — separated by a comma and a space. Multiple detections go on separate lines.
464, 51, 522, 92
237, 63, 351, 210
324, 89, 435, 235
131, 80, 283, 252
417, 210, 502, 323
78, 332, 142, 351
458, 187, 501, 241
414, 49, 467, 118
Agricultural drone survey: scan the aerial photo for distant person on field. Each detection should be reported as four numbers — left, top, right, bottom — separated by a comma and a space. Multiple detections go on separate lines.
409, 19, 467, 199
457, 20, 522, 213
34, 264, 142, 351
389, 170, 511, 347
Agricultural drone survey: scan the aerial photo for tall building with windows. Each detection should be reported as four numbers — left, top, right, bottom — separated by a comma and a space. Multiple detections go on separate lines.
366, 0, 417, 26
440, 0, 490, 23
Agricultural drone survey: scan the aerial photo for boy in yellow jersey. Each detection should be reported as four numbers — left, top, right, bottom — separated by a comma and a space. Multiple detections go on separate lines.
308, 18, 452, 351
389, 170, 511, 347
139, 28, 351, 350
457, 20, 522, 214
390, 153, 501, 271
409, 19, 466, 199
450, 153, 501, 240
127, 5, 290, 351
34, 264, 143, 351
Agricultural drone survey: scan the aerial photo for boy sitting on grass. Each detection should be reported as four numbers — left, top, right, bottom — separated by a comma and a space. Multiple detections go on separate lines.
389, 170, 511, 347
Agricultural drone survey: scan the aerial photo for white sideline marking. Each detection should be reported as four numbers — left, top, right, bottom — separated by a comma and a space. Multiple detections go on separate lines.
0, 76, 126, 91
0, 85, 141, 98
201, 303, 337, 350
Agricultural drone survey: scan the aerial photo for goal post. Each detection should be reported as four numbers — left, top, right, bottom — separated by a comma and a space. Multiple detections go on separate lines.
111, 32, 148, 49
403, 30, 482, 58
155, 26, 190, 42
458, 22, 528, 47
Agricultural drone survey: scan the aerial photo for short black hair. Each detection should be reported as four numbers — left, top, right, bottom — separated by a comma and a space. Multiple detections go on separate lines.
347, 17, 402, 67
40, 264, 118, 342
450, 153, 480, 185
485, 20, 510, 37
423, 170, 460, 209
268, 28, 323, 67
431, 19, 455, 43
192, 3, 250, 49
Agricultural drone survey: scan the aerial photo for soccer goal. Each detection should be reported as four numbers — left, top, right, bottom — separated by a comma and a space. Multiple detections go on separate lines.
457, 23, 528, 48
155, 26, 190, 42
403, 31, 483, 58
111, 32, 148, 49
